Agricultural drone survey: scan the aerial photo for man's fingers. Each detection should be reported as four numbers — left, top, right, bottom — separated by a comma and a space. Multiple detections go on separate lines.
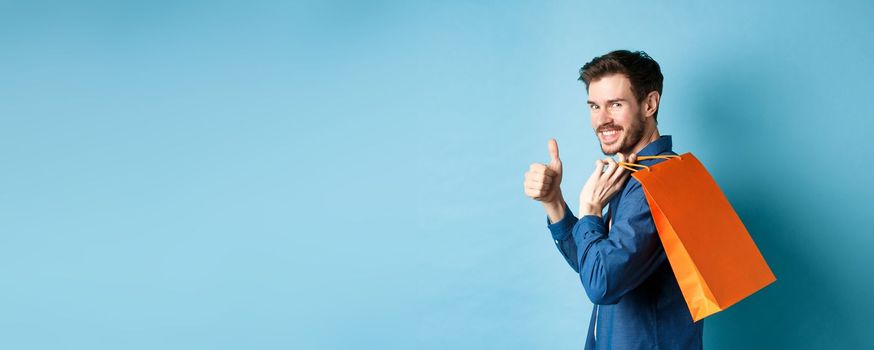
593, 159, 604, 171
611, 153, 637, 183
524, 175, 552, 187
524, 170, 554, 187
590, 159, 605, 178
525, 187, 540, 199
543, 167, 557, 177
524, 186, 549, 198
608, 163, 629, 184
529, 163, 557, 177
548, 138, 560, 163
602, 157, 618, 176
524, 184, 543, 193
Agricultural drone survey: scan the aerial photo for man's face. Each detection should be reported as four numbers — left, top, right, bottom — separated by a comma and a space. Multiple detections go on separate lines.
587, 73, 646, 155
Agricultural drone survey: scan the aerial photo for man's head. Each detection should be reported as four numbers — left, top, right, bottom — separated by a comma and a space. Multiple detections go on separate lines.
579, 50, 663, 155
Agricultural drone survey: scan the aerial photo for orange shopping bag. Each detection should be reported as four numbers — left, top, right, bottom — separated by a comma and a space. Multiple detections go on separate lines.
620, 153, 776, 322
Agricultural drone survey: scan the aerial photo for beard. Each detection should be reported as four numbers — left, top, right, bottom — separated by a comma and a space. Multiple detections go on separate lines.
598, 113, 646, 156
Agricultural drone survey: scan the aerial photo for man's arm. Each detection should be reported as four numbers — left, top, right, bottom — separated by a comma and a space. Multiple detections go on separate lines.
543, 195, 566, 224
522, 138, 583, 271
544, 155, 633, 275
572, 180, 666, 305
546, 200, 583, 273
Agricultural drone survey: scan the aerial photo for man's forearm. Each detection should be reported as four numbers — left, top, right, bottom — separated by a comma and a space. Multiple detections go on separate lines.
543, 194, 567, 224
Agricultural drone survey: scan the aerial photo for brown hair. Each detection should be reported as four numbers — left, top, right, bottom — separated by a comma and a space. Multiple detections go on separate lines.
579, 50, 664, 120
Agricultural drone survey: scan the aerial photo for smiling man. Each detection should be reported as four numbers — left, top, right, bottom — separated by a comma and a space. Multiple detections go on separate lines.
523, 50, 703, 349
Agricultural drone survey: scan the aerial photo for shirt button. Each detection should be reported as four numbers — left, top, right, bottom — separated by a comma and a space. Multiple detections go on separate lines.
554, 240, 559, 244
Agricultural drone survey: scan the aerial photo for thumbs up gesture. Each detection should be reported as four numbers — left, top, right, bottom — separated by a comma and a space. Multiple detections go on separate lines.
524, 138, 564, 204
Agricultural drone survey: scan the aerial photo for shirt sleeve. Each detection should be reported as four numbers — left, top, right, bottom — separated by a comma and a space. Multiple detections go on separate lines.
546, 202, 582, 273
572, 179, 667, 305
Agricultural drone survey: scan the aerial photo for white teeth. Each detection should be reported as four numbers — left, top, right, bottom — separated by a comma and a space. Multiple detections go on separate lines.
601, 130, 618, 136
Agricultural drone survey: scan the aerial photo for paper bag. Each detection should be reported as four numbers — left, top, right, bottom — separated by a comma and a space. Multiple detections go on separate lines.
623, 153, 776, 322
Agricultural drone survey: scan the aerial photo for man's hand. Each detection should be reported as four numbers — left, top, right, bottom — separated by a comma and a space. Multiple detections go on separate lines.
524, 139, 567, 223
524, 138, 563, 204
578, 153, 637, 217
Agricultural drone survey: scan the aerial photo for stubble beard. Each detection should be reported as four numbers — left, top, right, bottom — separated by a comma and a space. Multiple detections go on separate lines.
599, 113, 646, 156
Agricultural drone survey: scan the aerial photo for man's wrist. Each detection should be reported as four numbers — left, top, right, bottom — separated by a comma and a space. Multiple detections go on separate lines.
542, 198, 564, 211
579, 202, 602, 217
542, 195, 566, 224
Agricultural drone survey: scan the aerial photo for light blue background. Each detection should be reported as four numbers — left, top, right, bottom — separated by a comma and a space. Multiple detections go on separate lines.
2, 1, 872, 349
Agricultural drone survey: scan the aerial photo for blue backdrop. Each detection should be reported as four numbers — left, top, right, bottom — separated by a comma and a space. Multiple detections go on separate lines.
2, 1, 872, 349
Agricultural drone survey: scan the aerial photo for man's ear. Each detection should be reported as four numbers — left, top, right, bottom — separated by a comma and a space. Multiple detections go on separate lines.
643, 91, 660, 118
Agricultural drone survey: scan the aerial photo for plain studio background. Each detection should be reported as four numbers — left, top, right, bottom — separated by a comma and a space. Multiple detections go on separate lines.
1, 1, 872, 349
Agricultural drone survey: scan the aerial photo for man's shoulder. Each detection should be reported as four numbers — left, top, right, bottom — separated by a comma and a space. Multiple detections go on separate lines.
642, 150, 679, 164
620, 176, 645, 201
619, 150, 677, 200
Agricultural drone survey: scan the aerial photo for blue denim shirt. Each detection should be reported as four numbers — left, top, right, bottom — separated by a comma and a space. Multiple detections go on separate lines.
546, 136, 703, 349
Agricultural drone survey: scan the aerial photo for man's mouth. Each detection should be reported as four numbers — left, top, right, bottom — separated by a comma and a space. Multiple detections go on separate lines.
599, 128, 622, 144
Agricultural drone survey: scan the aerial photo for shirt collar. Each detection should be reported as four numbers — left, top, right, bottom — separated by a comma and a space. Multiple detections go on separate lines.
636, 135, 673, 157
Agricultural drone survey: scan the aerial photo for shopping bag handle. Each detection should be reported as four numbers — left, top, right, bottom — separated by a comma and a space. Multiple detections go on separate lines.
618, 155, 682, 172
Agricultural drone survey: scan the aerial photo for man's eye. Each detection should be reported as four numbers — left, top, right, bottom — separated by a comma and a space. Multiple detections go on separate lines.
611, 103, 622, 108
590, 105, 599, 110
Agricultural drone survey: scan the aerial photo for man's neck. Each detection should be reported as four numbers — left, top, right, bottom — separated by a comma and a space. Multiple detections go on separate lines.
621, 127, 660, 159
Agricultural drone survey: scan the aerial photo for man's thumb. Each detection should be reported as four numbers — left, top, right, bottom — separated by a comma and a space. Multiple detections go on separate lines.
548, 138, 561, 167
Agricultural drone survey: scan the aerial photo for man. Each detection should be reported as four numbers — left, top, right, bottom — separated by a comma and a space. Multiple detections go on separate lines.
523, 50, 703, 349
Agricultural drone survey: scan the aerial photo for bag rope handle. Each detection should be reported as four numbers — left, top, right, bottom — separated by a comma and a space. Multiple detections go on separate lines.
618, 154, 682, 172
